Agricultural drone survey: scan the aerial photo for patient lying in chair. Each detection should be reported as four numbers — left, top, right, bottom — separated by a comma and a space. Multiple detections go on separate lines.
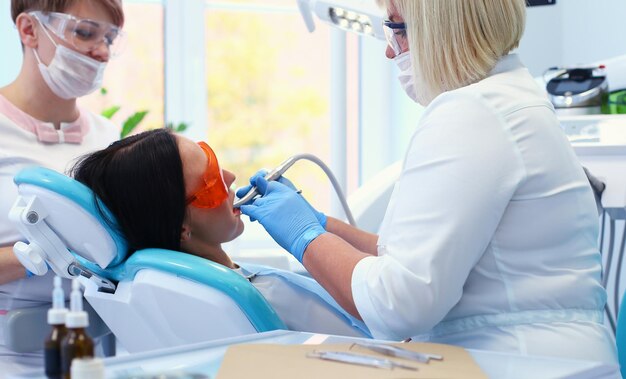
70, 128, 369, 338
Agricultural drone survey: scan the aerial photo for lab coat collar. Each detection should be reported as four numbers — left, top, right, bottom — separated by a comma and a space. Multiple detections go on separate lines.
0, 93, 89, 144
489, 54, 524, 77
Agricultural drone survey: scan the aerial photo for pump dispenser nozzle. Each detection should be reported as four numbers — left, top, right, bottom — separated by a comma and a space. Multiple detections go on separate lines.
61, 279, 94, 378
65, 279, 88, 328
48, 276, 67, 325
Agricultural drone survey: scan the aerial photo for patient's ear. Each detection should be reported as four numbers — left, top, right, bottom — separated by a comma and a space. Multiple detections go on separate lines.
180, 225, 192, 242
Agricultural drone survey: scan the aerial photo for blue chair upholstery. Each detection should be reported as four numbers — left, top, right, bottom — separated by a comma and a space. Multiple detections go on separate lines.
616, 293, 626, 377
13, 167, 286, 334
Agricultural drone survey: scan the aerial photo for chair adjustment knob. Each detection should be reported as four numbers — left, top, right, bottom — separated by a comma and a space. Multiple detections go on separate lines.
13, 242, 49, 276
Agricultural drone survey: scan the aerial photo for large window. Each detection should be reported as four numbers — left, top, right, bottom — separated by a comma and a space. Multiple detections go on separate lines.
204, 1, 359, 215
0, 0, 405, 263
80, 1, 165, 135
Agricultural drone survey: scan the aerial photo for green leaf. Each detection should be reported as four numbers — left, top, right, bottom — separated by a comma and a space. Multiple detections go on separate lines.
101, 106, 121, 120
165, 122, 189, 133
173, 122, 189, 133
100, 87, 108, 95
121, 110, 149, 138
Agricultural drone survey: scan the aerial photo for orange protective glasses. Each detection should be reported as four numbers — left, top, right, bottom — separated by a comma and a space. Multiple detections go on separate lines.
185, 142, 229, 209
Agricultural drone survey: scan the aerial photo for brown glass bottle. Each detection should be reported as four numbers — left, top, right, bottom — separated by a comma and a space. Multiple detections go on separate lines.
60, 326, 93, 379
44, 323, 67, 379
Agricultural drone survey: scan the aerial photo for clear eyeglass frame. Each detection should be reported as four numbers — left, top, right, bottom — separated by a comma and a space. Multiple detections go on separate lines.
382, 20, 408, 57
29, 11, 126, 58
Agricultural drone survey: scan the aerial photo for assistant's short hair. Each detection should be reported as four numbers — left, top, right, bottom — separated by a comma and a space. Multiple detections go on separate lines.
377, 0, 526, 104
11, 0, 125, 26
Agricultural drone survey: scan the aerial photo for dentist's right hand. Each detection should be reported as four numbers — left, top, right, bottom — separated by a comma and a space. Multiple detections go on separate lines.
240, 176, 326, 263
236, 169, 327, 228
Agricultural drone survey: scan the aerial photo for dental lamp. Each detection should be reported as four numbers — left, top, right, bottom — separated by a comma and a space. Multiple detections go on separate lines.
297, 0, 556, 39
297, 0, 385, 40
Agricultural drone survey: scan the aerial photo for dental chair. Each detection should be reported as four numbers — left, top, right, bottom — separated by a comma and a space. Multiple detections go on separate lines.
8, 166, 286, 354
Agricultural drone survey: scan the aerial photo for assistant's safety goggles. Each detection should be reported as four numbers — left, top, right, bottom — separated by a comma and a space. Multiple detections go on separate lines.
383, 20, 408, 57
186, 142, 229, 209
30, 11, 126, 58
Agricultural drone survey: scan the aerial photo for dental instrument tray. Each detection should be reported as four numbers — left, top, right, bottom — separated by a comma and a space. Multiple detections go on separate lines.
216, 342, 488, 378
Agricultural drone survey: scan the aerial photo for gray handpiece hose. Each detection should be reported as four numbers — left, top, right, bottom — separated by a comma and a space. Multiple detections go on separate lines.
233, 154, 356, 227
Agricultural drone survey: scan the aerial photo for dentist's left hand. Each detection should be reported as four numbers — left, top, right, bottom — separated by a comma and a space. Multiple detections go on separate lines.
240, 176, 325, 263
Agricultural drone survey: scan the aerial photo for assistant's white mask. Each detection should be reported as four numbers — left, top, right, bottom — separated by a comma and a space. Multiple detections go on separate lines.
394, 51, 419, 103
32, 19, 106, 99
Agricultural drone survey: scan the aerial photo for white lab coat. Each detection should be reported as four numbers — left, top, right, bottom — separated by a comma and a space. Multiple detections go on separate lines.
0, 101, 118, 376
351, 54, 618, 363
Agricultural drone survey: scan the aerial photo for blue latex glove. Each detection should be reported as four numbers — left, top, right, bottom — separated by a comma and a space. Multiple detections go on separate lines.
236, 169, 327, 228
240, 176, 326, 263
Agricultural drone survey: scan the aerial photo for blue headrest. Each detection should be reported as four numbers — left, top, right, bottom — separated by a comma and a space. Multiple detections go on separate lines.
14, 167, 286, 332
86, 248, 287, 332
14, 166, 128, 267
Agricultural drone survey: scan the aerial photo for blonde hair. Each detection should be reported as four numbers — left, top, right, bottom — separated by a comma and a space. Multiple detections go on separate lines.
378, 0, 526, 104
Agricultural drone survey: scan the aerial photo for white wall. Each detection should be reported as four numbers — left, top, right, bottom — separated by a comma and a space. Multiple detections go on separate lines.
517, 3, 563, 76
518, 0, 626, 77
0, 0, 22, 87
561, 0, 626, 66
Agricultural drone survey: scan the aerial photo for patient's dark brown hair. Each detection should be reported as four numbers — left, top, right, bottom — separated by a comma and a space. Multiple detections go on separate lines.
71, 129, 186, 255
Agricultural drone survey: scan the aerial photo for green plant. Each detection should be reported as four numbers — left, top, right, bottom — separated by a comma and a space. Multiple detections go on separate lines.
166, 122, 189, 133
99, 88, 189, 138
100, 106, 148, 139
101, 105, 121, 120
120, 110, 149, 138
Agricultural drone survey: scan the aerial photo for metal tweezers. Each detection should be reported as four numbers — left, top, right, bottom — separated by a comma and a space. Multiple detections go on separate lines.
352, 342, 444, 363
306, 350, 418, 371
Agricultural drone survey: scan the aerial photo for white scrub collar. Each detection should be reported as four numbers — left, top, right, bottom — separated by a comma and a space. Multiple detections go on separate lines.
489, 54, 524, 77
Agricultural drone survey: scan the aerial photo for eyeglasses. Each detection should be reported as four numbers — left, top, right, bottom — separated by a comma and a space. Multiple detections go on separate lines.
30, 11, 126, 58
186, 142, 229, 209
383, 20, 408, 57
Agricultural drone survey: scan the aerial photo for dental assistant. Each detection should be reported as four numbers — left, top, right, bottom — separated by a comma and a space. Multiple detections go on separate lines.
0, 0, 124, 374
240, 0, 618, 363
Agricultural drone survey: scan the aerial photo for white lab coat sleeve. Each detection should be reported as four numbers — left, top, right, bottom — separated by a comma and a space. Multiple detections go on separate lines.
351, 91, 526, 340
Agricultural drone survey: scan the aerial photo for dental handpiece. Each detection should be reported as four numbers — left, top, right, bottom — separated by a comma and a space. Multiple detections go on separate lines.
232, 157, 298, 208
232, 153, 357, 226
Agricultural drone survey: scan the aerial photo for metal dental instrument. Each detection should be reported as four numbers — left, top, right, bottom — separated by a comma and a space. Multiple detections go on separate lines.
353, 342, 444, 363
233, 153, 357, 226
306, 350, 418, 371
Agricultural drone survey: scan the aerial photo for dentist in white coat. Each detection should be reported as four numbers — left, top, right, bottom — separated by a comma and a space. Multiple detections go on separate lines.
238, 0, 618, 364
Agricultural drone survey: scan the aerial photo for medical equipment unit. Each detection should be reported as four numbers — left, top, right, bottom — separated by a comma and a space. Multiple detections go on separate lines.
7, 166, 371, 355
296, 0, 555, 41
296, 0, 385, 39
8, 166, 287, 354
526, 0, 556, 5
545, 66, 609, 115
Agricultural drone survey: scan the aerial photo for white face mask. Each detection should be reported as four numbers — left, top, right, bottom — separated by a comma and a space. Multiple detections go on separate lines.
32, 20, 106, 99
394, 51, 418, 103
